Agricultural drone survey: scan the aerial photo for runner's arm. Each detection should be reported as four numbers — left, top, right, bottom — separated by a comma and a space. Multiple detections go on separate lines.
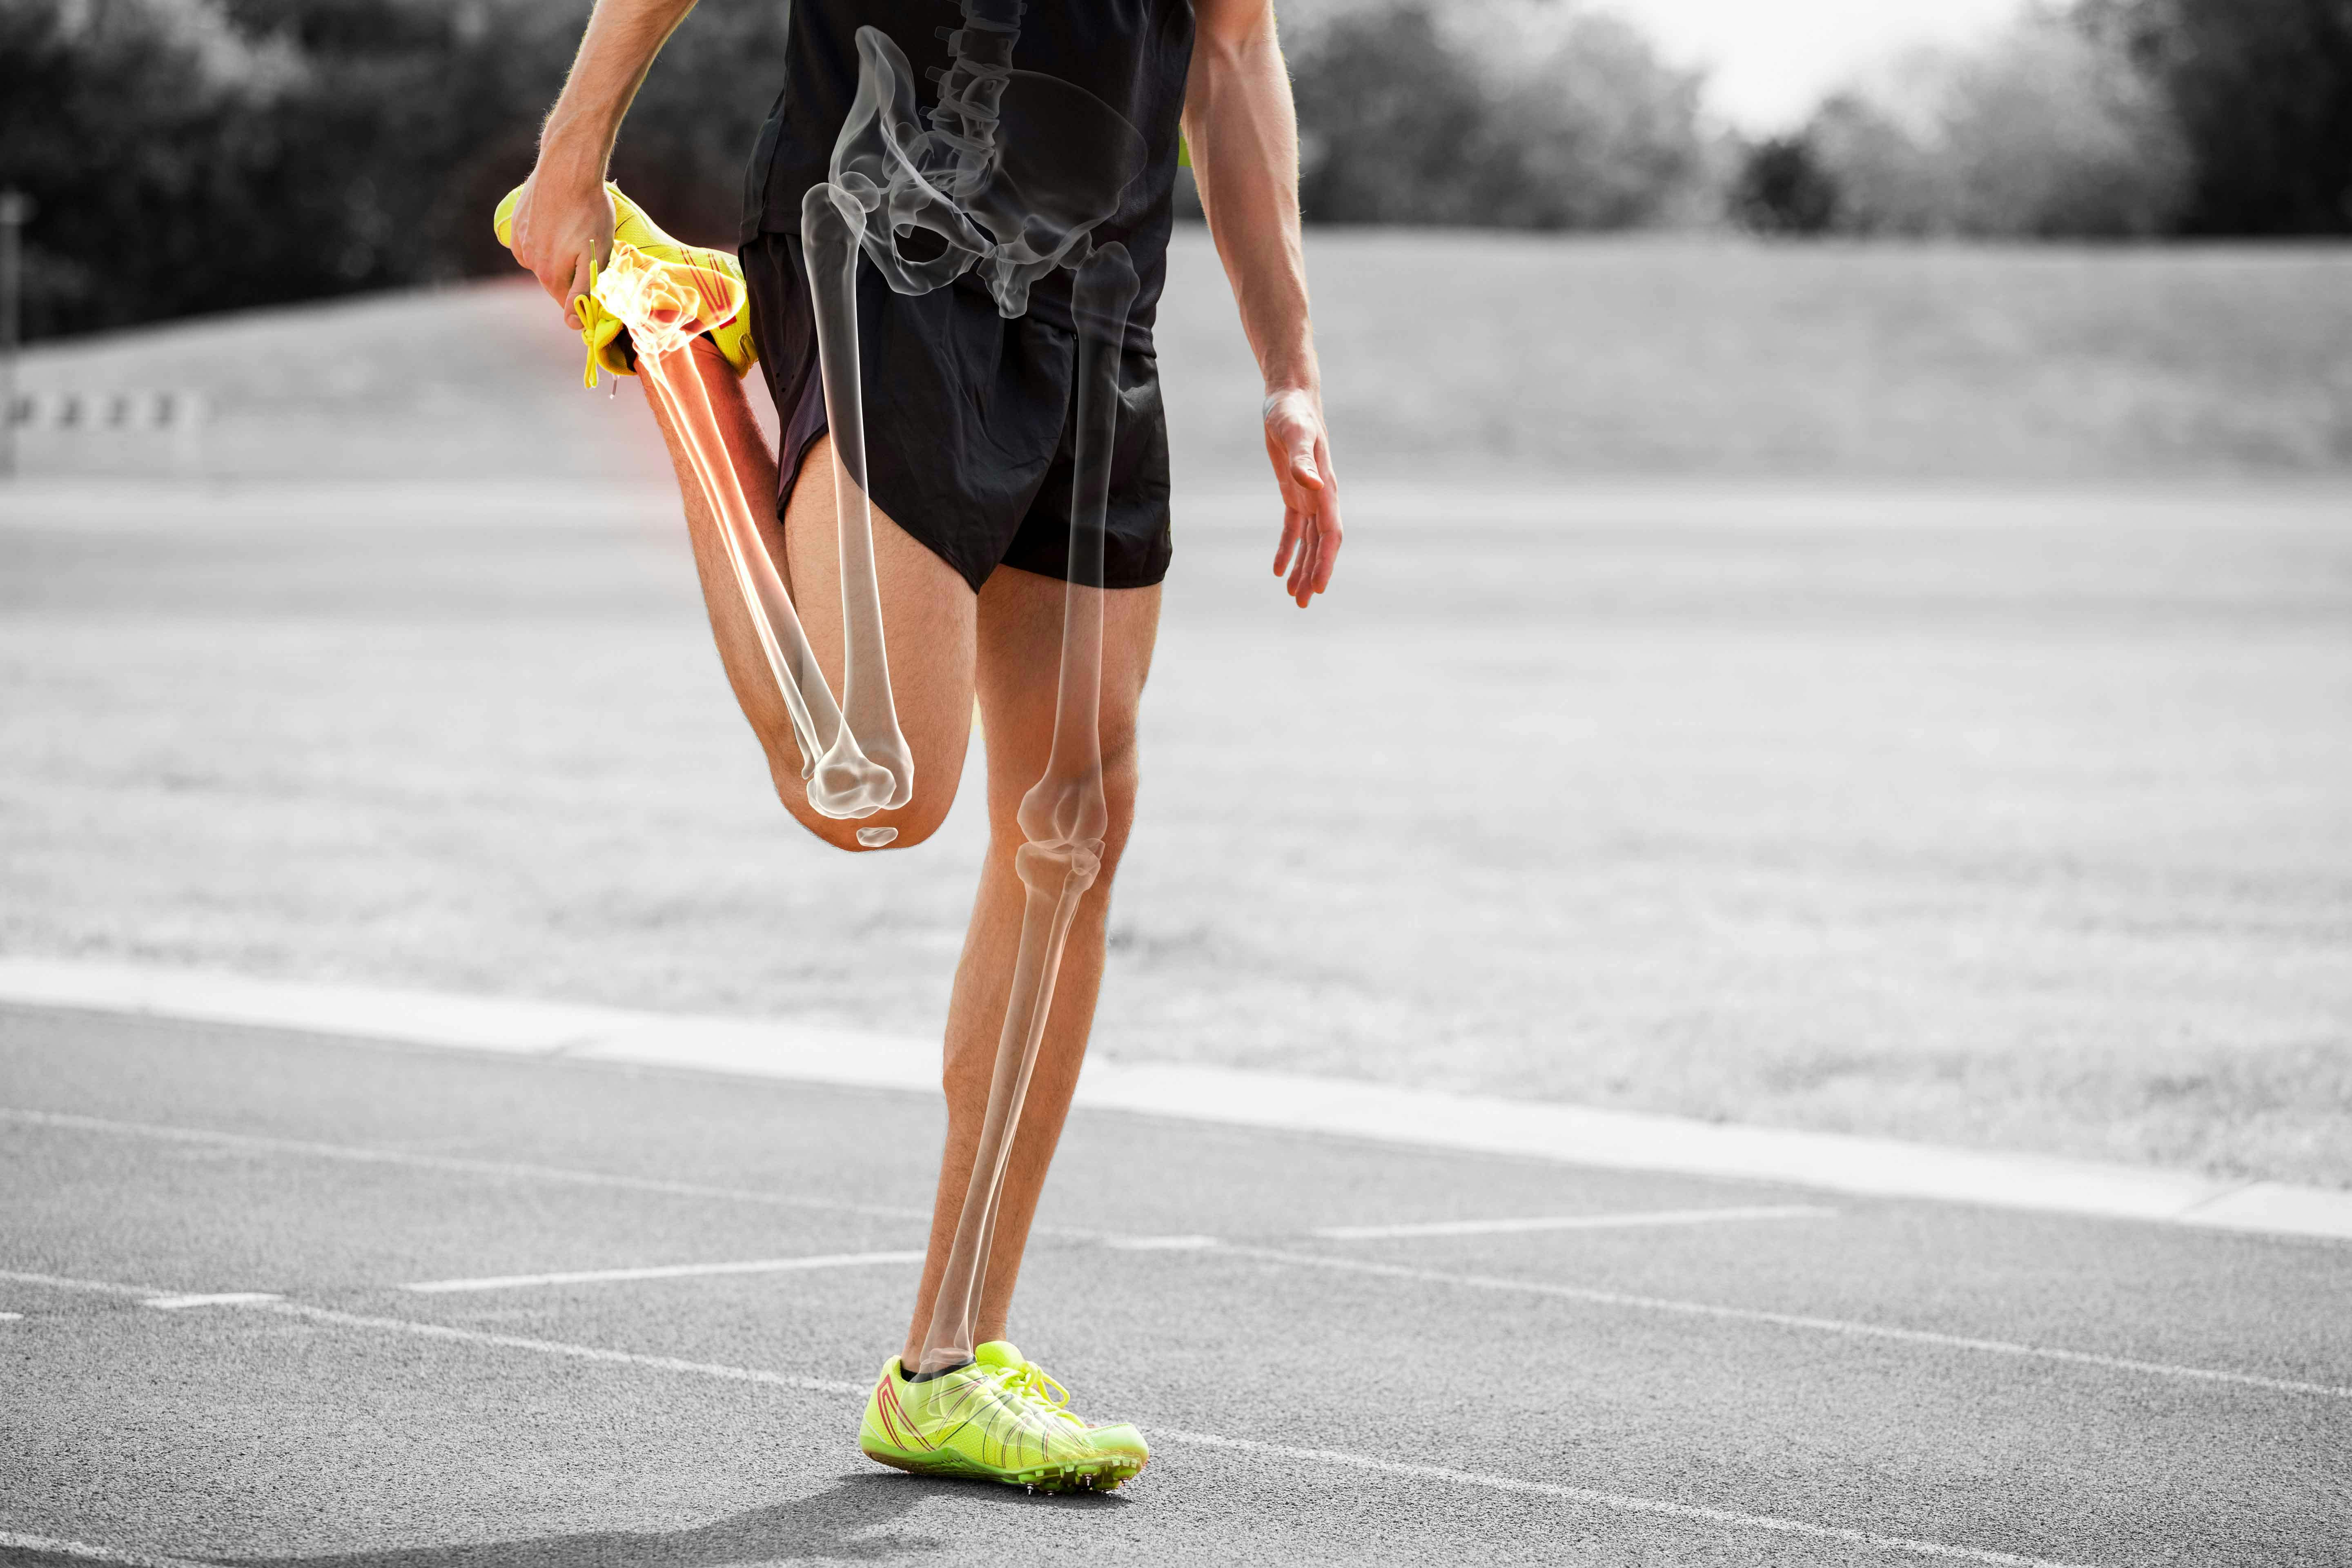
1183, 0, 1341, 608
512, 0, 700, 328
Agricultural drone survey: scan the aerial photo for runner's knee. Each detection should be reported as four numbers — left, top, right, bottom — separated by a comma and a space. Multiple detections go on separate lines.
988, 736, 1139, 883
769, 759, 954, 853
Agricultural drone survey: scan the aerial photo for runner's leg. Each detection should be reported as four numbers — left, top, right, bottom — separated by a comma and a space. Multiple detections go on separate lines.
641, 338, 977, 849
900, 567, 1161, 1363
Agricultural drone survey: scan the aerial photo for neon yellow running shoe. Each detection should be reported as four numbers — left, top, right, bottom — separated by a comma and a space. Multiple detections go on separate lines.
491, 182, 758, 387
859, 1341, 1149, 1493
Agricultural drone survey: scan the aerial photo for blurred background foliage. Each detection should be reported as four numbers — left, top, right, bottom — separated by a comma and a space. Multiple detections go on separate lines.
2, 0, 2348, 341
1286, 2, 1713, 229
1734, 0, 2352, 239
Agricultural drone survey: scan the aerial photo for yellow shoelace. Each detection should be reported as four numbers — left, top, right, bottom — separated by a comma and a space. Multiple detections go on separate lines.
573, 254, 615, 390
991, 1357, 1072, 1415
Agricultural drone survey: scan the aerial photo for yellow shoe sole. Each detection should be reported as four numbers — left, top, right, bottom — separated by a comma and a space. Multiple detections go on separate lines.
859, 1435, 1146, 1493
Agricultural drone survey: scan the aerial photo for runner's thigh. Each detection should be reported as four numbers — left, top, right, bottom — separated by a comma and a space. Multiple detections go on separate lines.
779, 433, 978, 849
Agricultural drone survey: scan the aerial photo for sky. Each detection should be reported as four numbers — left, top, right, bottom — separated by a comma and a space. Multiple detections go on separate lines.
1601, 0, 2029, 131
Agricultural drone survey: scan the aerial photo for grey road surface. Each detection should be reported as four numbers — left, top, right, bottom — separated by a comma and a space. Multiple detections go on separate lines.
2, 1005, 2345, 1567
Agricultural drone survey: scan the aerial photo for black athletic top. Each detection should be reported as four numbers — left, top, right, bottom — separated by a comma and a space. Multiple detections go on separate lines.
742, 0, 1196, 351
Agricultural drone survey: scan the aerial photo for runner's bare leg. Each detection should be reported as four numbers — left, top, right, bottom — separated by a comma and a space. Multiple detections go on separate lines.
911, 243, 1140, 1372
638, 338, 975, 851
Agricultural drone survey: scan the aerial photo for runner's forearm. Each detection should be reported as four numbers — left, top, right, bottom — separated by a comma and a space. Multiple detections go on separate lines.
1183, 5, 1319, 400
537, 0, 701, 189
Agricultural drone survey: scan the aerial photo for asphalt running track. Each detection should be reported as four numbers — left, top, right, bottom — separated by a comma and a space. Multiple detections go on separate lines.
2, 1004, 2345, 1567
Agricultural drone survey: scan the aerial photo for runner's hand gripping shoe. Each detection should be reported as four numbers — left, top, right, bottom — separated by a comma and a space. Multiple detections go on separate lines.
860, 1341, 1149, 1492
492, 182, 759, 387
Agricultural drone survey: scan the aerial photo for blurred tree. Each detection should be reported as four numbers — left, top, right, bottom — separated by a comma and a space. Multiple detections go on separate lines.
214, 0, 586, 291
1289, 0, 1708, 229
2093, 0, 2352, 234
1938, 12, 2186, 237
1291, 4, 1490, 225
1774, 13, 2185, 239
1485, 10, 1709, 229
2, 0, 307, 336
0, 0, 577, 337
1731, 135, 1841, 235
0, 0, 785, 340
606, 0, 796, 251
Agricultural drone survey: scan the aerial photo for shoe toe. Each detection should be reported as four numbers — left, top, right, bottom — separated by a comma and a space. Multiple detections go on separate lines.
1086, 1423, 1149, 1464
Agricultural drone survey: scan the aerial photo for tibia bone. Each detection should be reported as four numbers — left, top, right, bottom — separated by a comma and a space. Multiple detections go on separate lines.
594, 239, 908, 820
913, 834, 1099, 1374
595, 244, 842, 779
914, 243, 1138, 1375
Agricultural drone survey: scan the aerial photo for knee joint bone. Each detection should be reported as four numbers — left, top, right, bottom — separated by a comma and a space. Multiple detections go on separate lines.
1013, 837, 1101, 898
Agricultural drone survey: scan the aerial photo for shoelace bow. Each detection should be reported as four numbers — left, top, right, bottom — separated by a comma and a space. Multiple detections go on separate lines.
572, 254, 624, 391
991, 1358, 1071, 1414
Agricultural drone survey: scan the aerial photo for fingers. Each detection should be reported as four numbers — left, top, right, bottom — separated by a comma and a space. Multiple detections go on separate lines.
1263, 392, 1341, 608
1273, 500, 1302, 578
1280, 443, 1339, 608
1283, 486, 1317, 606
1289, 517, 1326, 611
1307, 434, 1343, 599
508, 180, 610, 332
562, 252, 594, 332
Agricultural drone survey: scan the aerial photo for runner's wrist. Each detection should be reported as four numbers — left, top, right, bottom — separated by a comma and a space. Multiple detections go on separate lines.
1261, 379, 1321, 414
534, 117, 614, 192
1260, 348, 1321, 405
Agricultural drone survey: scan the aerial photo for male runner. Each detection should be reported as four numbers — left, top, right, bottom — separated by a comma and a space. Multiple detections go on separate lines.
502, 0, 1339, 1491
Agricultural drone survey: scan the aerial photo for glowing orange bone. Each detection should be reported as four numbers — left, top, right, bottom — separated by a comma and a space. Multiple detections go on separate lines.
595, 241, 910, 818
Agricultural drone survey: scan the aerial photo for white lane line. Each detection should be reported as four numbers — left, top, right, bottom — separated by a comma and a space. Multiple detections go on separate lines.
1223, 1246, 2352, 1401
0, 1268, 165, 1299
143, 1292, 284, 1310
16, 956, 2352, 1243
0, 1311, 22, 1321
401, 1250, 925, 1294
6, 1272, 2114, 1563
1101, 1234, 1222, 1250
1315, 1203, 1837, 1241
262, 1300, 867, 1396
0, 1106, 930, 1223
11, 1111, 2338, 1401
1164, 1431, 2100, 1568
0, 1273, 283, 1313
260, 1296, 2105, 1568
0, 1531, 225, 1568
0, 956, 637, 1054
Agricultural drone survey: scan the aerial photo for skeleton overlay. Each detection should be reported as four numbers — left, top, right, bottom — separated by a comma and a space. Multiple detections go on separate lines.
594, 1, 1150, 1375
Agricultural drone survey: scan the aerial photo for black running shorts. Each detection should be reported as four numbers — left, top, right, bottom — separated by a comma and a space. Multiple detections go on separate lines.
740, 231, 1174, 595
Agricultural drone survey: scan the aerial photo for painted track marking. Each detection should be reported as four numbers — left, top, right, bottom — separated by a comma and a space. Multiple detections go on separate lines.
1314, 1203, 1836, 1240
265, 1300, 867, 1396
401, 1250, 924, 1294
1165, 1431, 2100, 1568
235, 1292, 2102, 1568
143, 1292, 283, 1310
0, 1268, 166, 1299
9, 1111, 2339, 1401
0, 1106, 1091, 1239
0, 1105, 929, 1222
1221, 1246, 2352, 1400
0, 1532, 225, 1568
16, 960, 2352, 1243
0, 1271, 2115, 1565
